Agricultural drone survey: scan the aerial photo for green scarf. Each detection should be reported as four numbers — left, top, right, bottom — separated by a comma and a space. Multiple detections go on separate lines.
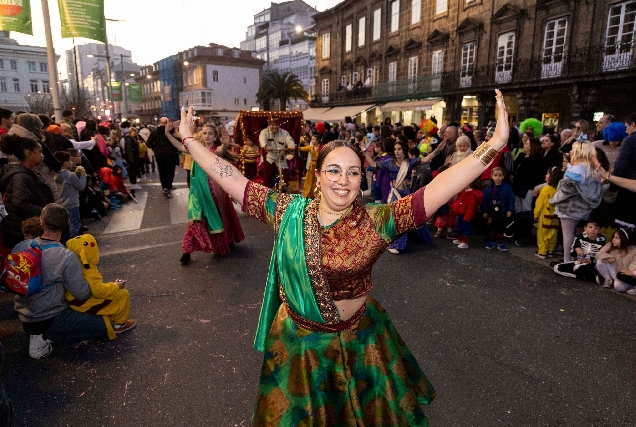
188, 161, 224, 233
254, 196, 325, 352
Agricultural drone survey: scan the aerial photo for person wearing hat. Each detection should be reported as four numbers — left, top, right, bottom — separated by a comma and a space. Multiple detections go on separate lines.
258, 117, 296, 189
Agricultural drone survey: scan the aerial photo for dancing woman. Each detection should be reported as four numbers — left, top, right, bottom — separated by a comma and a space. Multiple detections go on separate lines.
173, 90, 510, 425
165, 124, 245, 264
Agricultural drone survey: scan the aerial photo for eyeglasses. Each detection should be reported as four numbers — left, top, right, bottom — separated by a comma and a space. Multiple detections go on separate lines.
321, 166, 362, 182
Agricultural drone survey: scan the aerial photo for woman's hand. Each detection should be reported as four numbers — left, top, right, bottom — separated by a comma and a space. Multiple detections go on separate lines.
490, 89, 510, 151
179, 106, 196, 138
220, 128, 231, 146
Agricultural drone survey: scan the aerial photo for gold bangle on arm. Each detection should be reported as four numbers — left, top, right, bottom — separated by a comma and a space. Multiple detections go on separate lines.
472, 143, 499, 166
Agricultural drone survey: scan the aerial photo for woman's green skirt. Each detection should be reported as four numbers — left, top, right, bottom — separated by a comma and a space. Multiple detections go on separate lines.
253, 297, 435, 426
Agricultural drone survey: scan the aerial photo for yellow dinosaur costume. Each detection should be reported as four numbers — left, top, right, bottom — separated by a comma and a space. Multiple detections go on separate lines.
65, 234, 130, 340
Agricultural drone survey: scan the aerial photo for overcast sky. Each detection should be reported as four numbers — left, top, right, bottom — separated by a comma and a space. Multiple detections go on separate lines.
11, 0, 343, 74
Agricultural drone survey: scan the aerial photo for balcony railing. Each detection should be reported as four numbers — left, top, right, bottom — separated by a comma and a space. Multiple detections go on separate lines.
375, 75, 443, 102
442, 43, 636, 92
312, 86, 375, 107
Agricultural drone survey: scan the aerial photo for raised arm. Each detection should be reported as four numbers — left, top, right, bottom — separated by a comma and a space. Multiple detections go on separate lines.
177, 107, 249, 203
423, 90, 510, 216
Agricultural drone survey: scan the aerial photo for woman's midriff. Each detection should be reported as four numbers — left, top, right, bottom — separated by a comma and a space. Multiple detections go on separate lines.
335, 295, 367, 321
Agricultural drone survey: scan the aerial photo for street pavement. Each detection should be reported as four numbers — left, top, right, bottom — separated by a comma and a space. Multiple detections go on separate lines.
1, 168, 635, 427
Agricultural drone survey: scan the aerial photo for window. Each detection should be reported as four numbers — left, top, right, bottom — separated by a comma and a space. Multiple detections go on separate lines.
256, 36, 267, 51
432, 50, 444, 74
496, 32, 515, 83
42, 80, 50, 93
542, 18, 568, 78
408, 56, 418, 79
10, 60, 17, 70
408, 56, 418, 93
321, 78, 329, 102
358, 17, 366, 47
13, 79, 19, 92
390, 1, 399, 32
30, 80, 38, 92
436, 0, 447, 14
269, 31, 281, 47
388, 62, 397, 81
0, 78, 6, 92
373, 8, 381, 41
322, 33, 330, 59
345, 24, 352, 52
412, 0, 421, 24
603, 1, 636, 71
213, 70, 219, 82
28, 62, 36, 72
40, 62, 48, 72
460, 42, 475, 87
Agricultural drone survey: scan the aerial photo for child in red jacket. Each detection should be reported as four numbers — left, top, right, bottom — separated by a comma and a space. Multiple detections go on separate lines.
451, 178, 483, 248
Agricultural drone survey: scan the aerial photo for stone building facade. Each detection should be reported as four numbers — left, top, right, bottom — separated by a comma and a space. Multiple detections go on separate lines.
312, 0, 636, 128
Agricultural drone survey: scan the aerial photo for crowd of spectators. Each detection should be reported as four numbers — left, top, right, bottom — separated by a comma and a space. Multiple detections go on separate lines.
297, 112, 636, 293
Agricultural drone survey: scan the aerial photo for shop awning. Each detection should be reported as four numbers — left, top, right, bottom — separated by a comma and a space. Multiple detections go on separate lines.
380, 99, 441, 112
318, 104, 376, 122
301, 107, 332, 122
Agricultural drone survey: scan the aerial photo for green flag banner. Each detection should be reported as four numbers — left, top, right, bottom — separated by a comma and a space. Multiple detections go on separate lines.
107, 81, 122, 102
58, 0, 106, 42
127, 83, 142, 102
0, 0, 33, 35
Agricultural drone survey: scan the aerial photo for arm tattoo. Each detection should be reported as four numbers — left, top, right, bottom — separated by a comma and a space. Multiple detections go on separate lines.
210, 157, 233, 178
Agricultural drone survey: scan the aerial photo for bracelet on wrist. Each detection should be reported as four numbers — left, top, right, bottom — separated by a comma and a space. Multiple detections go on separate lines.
181, 136, 195, 152
472, 143, 499, 166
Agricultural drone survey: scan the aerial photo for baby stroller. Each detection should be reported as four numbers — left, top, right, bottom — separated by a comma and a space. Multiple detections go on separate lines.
504, 211, 534, 246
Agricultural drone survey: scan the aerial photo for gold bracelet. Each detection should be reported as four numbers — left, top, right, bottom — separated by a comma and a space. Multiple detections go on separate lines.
472, 143, 499, 166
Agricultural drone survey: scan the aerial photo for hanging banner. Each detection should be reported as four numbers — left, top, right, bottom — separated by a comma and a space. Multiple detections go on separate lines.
58, 0, 106, 42
0, 0, 33, 35
127, 83, 142, 103
106, 81, 122, 102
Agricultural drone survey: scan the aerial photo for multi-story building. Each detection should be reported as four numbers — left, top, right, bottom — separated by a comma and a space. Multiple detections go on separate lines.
134, 44, 263, 123
83, 55, 140, 120
176, 44, 263, 123
65, 42, 132, 97
0, 31, 58, 112
135, 63, 161, 124
240, 0, 318, 111
312, 0, 636, 128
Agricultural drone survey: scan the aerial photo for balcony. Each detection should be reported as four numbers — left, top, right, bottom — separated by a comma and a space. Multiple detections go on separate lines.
375, 75, 443, 102
312, 86, 375, 107
442, 43, 636, 93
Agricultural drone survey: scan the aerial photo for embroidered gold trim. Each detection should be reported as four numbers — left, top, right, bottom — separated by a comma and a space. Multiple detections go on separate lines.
304, 200, 341, 324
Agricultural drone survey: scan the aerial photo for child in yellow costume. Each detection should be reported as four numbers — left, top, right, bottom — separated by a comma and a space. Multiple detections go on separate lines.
65, 234, 134, 339
534, 167, 563, 258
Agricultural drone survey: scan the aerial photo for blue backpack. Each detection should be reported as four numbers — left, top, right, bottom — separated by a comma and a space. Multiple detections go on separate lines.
0, 240, 60, 297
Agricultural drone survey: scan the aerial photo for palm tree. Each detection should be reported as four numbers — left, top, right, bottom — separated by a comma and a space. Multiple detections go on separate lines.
256, 71, 309, 111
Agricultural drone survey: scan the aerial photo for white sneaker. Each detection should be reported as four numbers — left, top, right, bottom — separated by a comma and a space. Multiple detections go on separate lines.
387, 248, 400, 254
457, 243, 469, 249
29, 334, 52, 359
